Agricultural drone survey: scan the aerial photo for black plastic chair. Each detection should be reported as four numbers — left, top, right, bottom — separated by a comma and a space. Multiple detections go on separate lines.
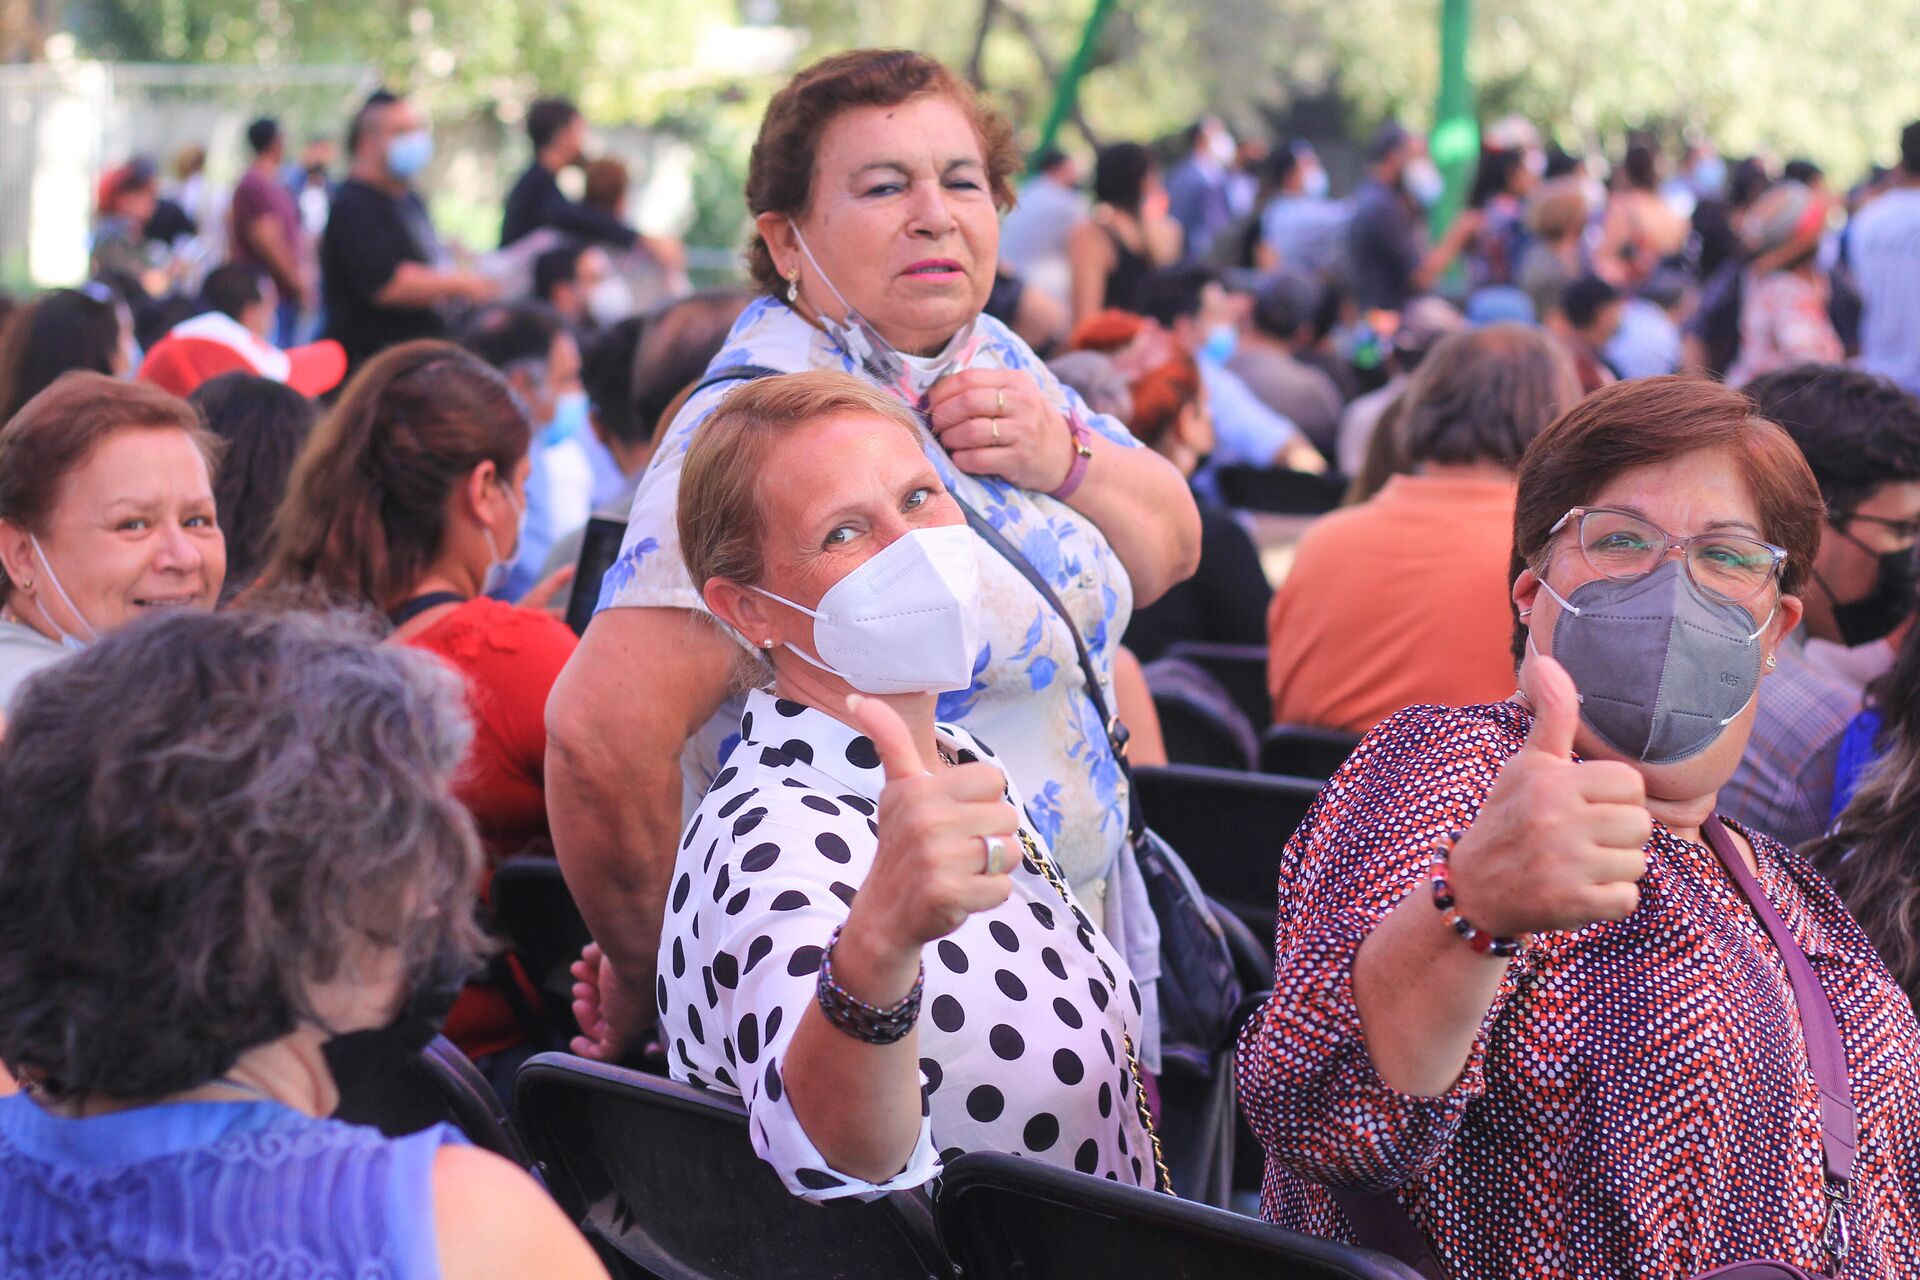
491, 857, 593, 1046
1154, 687, 1256, 770
1162, 641, 1273, 731
1213, 465, 1346, 516
935, 1150, 1425, 1280
513, 1053, 955, 1280
1134, 764, 1321, 942
1259, 723, 1363, 781
331, 1034, 531, 1169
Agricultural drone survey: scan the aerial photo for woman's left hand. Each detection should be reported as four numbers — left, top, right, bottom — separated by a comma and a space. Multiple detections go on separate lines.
926, 368, 1075, 494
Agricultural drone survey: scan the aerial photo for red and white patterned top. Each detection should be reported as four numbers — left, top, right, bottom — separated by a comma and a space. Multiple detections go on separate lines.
1236, 701, 1920, 1278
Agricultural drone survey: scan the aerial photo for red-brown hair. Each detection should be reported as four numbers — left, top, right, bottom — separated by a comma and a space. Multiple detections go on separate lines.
1510, 374, 1824, 659
256, 341, 529, 609
0, 371, 219, 605
1066, 310, 1201, 447
743, 49, 1021, 293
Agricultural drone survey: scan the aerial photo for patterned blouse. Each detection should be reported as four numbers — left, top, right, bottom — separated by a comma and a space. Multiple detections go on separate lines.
1236, 701, 1920, 1279
598, 297, 1139, 928
655, 689, 1153, 1202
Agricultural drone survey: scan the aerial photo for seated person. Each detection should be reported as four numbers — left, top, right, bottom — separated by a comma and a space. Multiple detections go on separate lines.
1226, 271, 1346, 454
187, 372, 320, 602
257, 341, 578, 1062
1268, 325, 1579, 733
1063, 313, 1271, 663
1721, 365, 1920, 846
577, 371, 1163, 1199
0, 608, 604, 1278
0, 285, 140, 422
0, 373, 226, 712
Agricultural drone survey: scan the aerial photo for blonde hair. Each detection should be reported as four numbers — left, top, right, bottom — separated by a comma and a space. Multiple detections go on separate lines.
677, 370, 925, 595
1528, 176, 1590, 241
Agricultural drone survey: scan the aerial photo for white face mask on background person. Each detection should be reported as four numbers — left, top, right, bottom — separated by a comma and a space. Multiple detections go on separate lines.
752, 525, 983, 695
1403, 156, 1446, 208
586, 276, 634, 327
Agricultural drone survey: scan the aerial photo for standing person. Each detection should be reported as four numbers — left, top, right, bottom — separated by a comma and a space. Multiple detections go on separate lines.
1515, 176, 1591, 322
545, 49, 1200, 1065
1851, 121, 1920, 397
229, 118, 310, 346
997, 147, 1086, 305
1238, 374, 1920, 1278
532, 242, 622, 334
1065, 142, 1183, 323
1721, 365, 1920, 847
1345, 123, 1476, 312
1164, 117, 1239, 262
1553, 274, 1624, 394
1597, 142, 1690, 287
1726, 182, 1844, 386
1463, 147, 1535, 290
1259, 142, 1347, 276
90, 160, 161, 293
500, 98, 641, 251
319, 90, 496, 377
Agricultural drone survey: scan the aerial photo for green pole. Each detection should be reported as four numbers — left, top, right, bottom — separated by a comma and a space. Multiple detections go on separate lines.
1428, 0, 1478, 238
1030, 0, 1118, 169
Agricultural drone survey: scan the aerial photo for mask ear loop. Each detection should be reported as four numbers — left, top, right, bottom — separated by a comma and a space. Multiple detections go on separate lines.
26, 534, 99, 645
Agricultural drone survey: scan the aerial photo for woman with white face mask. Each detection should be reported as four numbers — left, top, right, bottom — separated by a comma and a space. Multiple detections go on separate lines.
0, 373, 227, 716
549, 49, 1201, 1068
575, 370, 1162, 1200
1239, 376, 1920, 1278
256, 340, 577, 1068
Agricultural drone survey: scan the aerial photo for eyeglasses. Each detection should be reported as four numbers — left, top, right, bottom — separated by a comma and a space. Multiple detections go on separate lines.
1550, 506, 1787, 605
1842, 511, 1920, 544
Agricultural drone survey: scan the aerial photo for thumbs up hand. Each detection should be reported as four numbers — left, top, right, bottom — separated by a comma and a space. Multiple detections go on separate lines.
1447, 655, 1655, 939
836, 695, 1021, 972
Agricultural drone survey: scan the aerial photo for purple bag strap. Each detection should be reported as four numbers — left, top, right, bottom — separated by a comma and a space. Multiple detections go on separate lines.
1699, 814, 1857, 1188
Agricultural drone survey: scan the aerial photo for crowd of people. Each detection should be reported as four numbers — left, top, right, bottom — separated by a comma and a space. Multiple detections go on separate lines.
3, 41, 1920, 1279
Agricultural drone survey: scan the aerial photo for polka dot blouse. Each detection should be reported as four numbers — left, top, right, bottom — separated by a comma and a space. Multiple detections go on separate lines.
656, 689, 1153, 1202
1235, 701, 1920, 1278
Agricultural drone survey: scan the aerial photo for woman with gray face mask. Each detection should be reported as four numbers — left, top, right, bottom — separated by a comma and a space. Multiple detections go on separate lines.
1237, 376, 1920, 1278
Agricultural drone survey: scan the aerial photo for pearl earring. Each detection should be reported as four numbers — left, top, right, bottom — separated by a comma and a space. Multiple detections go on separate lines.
786, 270, 800, 304
761, 638, 775, 650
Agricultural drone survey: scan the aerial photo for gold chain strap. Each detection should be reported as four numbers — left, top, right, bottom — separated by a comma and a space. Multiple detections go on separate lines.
1017, 828, 1174, 1196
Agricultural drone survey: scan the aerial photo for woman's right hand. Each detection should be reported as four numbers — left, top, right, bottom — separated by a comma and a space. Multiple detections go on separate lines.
836, 694, 1018, 980
1447, 655, 1654, 938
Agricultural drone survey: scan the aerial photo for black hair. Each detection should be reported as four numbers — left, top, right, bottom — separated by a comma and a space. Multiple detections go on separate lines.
1251, 271, 1321, 341
457, 303, 564, 373
1469, 148, 1524, 209
1902, 122, 1920, 177
1264, 144, 1302, 188
201, 263, 266, 322
581, 315, 647, 447
526, 97, 581, 152
1542, 147, 1581, 180
1142, 265, 1218, 327
246, 117, 280, 156
1561, 274, 1621, 330
532, 243, 588, 304
1745, 365, 1920, 517
1093, 142, 1156, 215
1033, 147, 1070, 176
188, 372, 320, 600
1783, 158, 1824, 187
347, 89, 400, 156
0, 288, 123, 423
1729, 157, 1772, 209
1621, 143, 1660, 192
631, 290, 755, 442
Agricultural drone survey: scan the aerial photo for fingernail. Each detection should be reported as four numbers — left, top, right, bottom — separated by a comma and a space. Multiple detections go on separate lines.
846, 693, 866, 712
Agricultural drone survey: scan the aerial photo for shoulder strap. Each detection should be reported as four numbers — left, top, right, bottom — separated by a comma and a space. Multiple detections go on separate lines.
1700, 815, 1857, 1187
952, 495, 1143, 843
386, 591, 468, 629
688, 362, 784, 400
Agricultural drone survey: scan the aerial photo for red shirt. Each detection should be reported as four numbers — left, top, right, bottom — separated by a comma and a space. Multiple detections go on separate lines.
404, 597, 577, 1056
1236, 701, 1920, 1277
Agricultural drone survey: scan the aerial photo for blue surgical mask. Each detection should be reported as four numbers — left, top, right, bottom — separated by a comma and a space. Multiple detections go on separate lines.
1200, 323, 1239, 365
542, 389, 591, 447
1302, 167, 1331, 200
386, 129, 434, 180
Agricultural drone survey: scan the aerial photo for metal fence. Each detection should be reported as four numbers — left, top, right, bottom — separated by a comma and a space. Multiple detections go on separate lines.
0, 61, 378, 290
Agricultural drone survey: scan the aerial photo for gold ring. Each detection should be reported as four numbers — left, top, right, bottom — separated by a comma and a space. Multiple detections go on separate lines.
991, 419, 1002, 445
981, 834, 1007, 875
995, 388, 1005, 418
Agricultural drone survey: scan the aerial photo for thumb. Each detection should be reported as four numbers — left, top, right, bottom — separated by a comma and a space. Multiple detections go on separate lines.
1521, 652, 1581, 759
848, 693, 929, 781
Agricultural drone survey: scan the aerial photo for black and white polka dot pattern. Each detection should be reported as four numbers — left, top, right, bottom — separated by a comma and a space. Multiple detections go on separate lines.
656, 689, 1152, 1201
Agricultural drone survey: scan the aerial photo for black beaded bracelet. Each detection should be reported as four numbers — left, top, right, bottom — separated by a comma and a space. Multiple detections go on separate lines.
1428, 829, 1527, 959
816, 924, 925, 1045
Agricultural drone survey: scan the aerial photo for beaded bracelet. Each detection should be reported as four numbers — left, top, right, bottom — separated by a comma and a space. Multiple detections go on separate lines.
816, 924, 925, 1045
1428, 831, 1528, 958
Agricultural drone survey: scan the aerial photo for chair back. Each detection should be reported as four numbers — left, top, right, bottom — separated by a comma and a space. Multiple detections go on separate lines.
1161, 641, 1273, 730
567, 515, 631, 636
416, 1035, 533, 1167
1135, 764, 1320, 941
491, 857, 593, 1045
1214, 465, 1345, 516
1154, 688, 1257, 770
512, 1053, 954, 1280
935, 1150, 1425, 1280
330, 1035, 530, 1168
1259, 723, 1363, 780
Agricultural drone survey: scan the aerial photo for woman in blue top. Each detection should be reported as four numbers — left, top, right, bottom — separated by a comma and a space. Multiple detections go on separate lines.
0, 608, 606, 1279
549, 48, 1201, 1067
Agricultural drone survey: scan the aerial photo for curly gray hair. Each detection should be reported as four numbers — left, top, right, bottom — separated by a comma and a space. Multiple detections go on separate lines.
0, 607, 490, 1102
